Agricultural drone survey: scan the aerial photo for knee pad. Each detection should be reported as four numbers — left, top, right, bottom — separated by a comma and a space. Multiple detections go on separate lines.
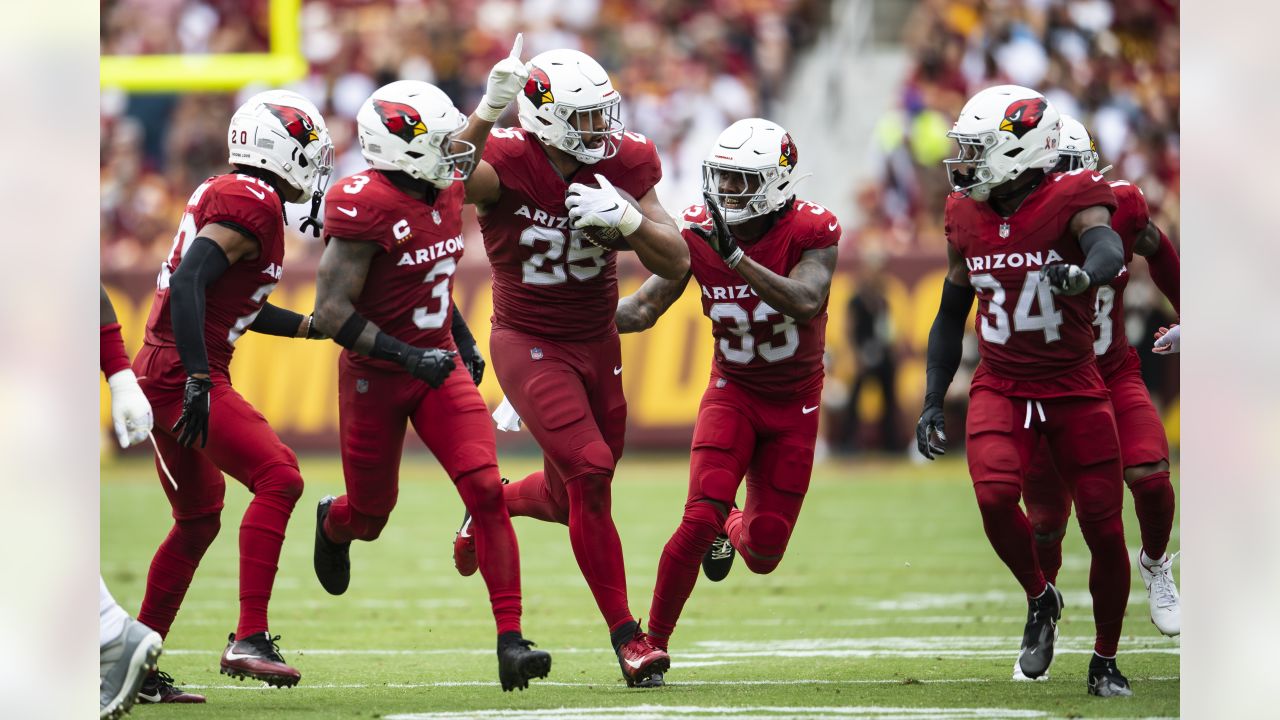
973, 482, 1021, 514
457, 470, 505, 515
452, 442, 499, 482
1125, 466, 1171, 490
252, 462, 304, 505
576, 439, 616, 479
1032, 525, 1067, 545
740, 512, 792, 574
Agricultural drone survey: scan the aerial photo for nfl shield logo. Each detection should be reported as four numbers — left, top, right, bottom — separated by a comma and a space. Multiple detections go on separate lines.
715, 377, 728, 389
999, 222, 1011, 238
530, 347, 543, 360
356, 378, 369, 394
432, 210, 442, 225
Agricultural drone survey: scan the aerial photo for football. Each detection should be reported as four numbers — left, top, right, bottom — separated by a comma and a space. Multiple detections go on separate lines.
574, 184, 641, 251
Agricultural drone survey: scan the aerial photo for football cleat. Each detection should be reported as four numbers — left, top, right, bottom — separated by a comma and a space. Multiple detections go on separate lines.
1016, 582, 1063, 680
497, 635, 552, 691
100, 618, 163, 719
616, 628, 670, 688
136, 669, 205, 704
453, 512, 477, 577
220, 632, 301, 687
313, 495, 351, 595
1139, 551, 1180, 636
1011, 656, 1049, 682
1087, 654, 1133, 697
702, 535, 736, 582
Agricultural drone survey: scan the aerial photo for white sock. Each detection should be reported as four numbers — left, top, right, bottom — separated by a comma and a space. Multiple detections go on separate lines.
1140, 550, 1166, 568
100, 576, 130, 647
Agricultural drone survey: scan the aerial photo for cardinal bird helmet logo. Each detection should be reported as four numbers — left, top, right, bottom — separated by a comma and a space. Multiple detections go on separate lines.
779, 133, 798, 168
999, 98, 1048, 139
371, 99, 428, 143
263, 103, 320, 146
524, 67, 554, 108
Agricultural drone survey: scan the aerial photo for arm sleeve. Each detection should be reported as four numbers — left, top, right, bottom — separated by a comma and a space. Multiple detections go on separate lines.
249, 303, 306, 337
167, 236, 231, 376
1079, 225, 1125, 286
924, 279, 975, 407
450, 305, 477, 350
1145, 228, 1180, 313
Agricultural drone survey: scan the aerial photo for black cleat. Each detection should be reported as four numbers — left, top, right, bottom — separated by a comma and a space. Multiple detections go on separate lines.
314, 495, 351, 595
136, 669, 206, 704
702, 535, 736, 582
220, 632, 301, 687
1016, 582, 1063, 680
497, 634, 551, 691
1087, 654, 1133, 697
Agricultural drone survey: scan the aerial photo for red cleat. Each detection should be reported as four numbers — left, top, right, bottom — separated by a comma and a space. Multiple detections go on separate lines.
453, 513, 478, 576
219, 632, 301, 688
616, 630, 670, 688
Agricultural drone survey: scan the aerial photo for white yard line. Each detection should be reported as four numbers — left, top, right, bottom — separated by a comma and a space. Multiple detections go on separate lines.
184, 676, 1180, 691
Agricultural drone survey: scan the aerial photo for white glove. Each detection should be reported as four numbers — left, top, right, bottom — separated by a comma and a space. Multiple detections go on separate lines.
1153, 324, 1180, 354
107, 369, 153, 448
1040, 263, 1091, 296
566, 174, 644, 236
476, 34, 528, 123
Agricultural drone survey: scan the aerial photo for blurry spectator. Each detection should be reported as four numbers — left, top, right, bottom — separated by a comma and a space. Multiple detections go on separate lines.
838, 256, 902, 454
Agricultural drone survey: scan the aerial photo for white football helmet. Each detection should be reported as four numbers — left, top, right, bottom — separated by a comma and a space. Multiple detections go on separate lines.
944, 85, 1061, 201
702, 118, 802, 224
357, 81, 476, 189
516, 49, 623, 164
1057, 115, 1099, 172
228, 89, 333, 203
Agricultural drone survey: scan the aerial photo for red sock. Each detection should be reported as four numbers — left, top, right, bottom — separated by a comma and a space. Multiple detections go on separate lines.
236, 465, 302, 639
457, 470, 522, 635
137, 513, 221, 639
648, 502, 723, 643
973, 482, 1046, 597
1078, 512, 1129, 656
504, 471, 569, 524
1129, 470, 1175, 560
566, 475, 633, 631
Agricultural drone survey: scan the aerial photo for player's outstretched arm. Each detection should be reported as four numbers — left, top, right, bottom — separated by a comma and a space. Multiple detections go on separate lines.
249, 303, 324, 339
1133, 221, 1180, 313
101, 284, 153, 448
460, 34, 525, 209
917, 247, 974, 460
314, 237, 457, 388
1043, 206, 1123, 295
615, 270, 693, 333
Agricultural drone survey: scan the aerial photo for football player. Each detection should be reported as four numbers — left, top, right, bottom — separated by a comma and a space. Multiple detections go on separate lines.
615, 119, 839, 682
310, 38, 553, 692
450, 47, 689, 686
132, 90, 332, 700
916, 86, 1134, 697
100, 285, 164, 719
1020, 117, 1181, 660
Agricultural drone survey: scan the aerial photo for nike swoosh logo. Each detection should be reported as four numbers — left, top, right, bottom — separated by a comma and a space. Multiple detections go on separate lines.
337, 206, 358, 217
137, 691, 161, 703
802, 405, 819, 414
1091, 174, 1104, 182
613, 365, 623, 375
828, 222, 838, 231
624, 657, 643, 669
223, 650, 259, 662
245, 186, 266, 200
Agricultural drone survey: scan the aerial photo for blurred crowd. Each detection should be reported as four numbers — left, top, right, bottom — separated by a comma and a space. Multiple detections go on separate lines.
860, 0, 1179, 258
100, 0, 831, 270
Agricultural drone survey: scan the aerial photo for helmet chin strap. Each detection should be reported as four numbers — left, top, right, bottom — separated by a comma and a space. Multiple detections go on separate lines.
298, 189, 324, 238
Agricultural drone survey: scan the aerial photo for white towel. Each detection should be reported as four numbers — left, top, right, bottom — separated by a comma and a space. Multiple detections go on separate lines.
493, 395, 523, 432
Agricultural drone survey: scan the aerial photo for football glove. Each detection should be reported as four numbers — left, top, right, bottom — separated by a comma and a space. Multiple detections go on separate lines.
476, 34, 528, 123
172, 375, 214, 448
566, 174, 644, 236
1153, 324, 1180, 354
915, 403, 947, 460
458, 342, 486, 385
693, 194, 745, 268
404, 347, 457, 388
1040, 263, 1091, 295
107, 369, 153, 448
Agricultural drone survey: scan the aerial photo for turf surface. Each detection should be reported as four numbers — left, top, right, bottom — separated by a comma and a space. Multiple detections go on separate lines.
101, 453, 1179, 719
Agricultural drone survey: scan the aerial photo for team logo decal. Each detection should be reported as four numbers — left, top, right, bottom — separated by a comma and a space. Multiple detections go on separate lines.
264, 103, 320, 146
524, 67, 554, 108
999, 222, 1011, 238
355, 378, 369, 394
432, 209, 442, 226
999, 98, 1048, 139
779, 133, 798, 168
530, 347, 544, 360
372, 99, 427, 143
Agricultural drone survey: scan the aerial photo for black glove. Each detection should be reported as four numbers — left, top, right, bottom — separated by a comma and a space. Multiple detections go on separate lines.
403, 347, 457, 388
172, 375, 214, 448
1039, 263, 1090, 296
915, 402, 947, 460
458, 343, 485, 385
694, 193, 745, 268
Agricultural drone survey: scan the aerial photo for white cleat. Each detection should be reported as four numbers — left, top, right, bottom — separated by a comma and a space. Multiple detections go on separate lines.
1139, 550, 1180, 636
1012, 657, 1049, 682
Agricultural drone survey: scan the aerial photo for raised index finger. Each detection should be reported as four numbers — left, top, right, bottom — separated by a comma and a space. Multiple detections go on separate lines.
510, 33, 524, 61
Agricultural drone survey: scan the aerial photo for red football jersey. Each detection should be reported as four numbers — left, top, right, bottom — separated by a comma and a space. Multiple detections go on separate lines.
144, 173, 285, 374
682, 199, 841, 400
478, 128, 662, 341
323, 170, 466, 371
944, 169, 1118, 399
1093, 180, 1149, 378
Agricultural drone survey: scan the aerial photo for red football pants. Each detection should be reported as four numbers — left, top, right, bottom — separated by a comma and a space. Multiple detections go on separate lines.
966, 388, 1129, 656
488, 326, 633, 632
324, 352, 521, 635
133, 344, 303, 641
647, 377, 819, 644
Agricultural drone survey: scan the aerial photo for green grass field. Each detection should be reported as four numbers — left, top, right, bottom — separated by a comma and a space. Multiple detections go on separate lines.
101, 454, 1179, 719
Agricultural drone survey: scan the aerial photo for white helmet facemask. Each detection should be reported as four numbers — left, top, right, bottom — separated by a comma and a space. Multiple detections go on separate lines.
1056, 115, 1100, 173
